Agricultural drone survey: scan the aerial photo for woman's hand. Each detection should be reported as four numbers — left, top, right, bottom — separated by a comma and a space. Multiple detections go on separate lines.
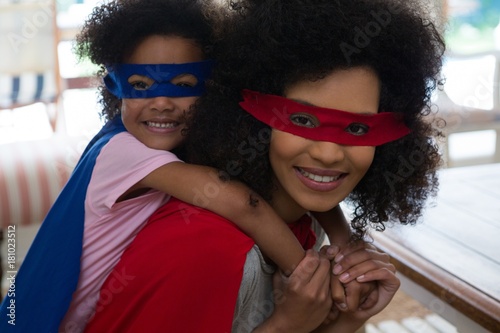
320, 243, 378, 314
333, 242, 393, 310
254, 249, 332, 333
313, 242, 400, 332
333, 242, 399, 312
312, 263, 400, 333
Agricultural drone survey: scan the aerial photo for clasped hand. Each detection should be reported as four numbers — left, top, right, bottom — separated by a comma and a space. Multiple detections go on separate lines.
269, 242, 400, 333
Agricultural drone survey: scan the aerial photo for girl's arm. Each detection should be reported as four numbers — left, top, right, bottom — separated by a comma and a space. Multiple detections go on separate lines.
313, 208, 356, 313
312, 207, 352, 247
133, 161, 305, 274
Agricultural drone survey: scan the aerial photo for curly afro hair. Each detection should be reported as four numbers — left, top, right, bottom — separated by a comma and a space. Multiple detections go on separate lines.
186, 0, 446, 239
75, 0, 215, 121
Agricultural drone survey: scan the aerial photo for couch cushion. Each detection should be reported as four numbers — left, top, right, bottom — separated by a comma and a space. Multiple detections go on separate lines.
0, 135, 83, 228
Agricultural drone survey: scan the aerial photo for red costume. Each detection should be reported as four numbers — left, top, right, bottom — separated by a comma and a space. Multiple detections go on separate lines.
84, 198, 255, 332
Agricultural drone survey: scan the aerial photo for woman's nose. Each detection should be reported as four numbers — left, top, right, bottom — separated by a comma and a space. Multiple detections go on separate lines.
308, 140, 345, 165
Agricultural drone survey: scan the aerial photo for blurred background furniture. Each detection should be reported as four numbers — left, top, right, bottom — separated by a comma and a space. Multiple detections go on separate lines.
0, 0, 101, 295
0, 0, 63, 131
434, 51, 500, 167
0, 135, 83, 294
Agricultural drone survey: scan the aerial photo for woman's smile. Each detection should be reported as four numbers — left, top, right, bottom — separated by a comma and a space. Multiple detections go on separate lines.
295, 167, 346, 191
269, 67, 379, 214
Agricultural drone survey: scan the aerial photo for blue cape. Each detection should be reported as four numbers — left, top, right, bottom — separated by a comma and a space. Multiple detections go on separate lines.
0, 117, 125, 332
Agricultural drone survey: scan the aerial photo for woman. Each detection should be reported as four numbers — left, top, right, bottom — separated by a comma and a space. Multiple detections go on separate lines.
85, 0, 444, 331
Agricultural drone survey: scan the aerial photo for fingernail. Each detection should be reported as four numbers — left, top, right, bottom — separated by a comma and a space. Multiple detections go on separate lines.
334, 254, 344, 263
337, 302, 347, 310
327, 245, 339, 256
356, 274, 366, 281
333, 264, 343, 275
340, 272, 350, 282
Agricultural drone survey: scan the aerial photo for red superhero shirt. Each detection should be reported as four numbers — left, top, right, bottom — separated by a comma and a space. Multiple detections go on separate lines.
84, 198, 255, 333
85, 198, 317, 332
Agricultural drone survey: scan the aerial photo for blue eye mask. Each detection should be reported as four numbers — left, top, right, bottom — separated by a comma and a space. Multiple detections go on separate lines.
104, 60, 213, 98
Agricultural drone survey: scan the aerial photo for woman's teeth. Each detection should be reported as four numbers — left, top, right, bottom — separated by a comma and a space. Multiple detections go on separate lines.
147, 121, 177, 128
299, 168, 340, 183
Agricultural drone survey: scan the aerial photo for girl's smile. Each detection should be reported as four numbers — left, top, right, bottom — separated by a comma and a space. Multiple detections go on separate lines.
120, 35, 205, 151
145, 120, 180, 130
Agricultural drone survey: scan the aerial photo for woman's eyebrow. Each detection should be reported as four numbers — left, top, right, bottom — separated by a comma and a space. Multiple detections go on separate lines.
290, 98, 377, 115
290, 98, 315, 107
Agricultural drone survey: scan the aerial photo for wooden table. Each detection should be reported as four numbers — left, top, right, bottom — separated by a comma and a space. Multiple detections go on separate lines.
371, 163, 500, 332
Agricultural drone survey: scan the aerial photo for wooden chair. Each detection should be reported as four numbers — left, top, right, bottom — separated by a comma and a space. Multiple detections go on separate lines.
0, 0, 63, 131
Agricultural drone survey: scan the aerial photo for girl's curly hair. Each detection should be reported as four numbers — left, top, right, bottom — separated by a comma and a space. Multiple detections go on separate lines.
75, 0, 215, 121
187, 0, 446, 239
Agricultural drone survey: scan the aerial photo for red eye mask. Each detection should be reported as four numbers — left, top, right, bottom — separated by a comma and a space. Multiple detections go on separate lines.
239, 89, 410, 146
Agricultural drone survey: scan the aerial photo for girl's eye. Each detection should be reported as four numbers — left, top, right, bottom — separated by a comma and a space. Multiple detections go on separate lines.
128, 75, 155, 91
175, 82, 195, 88
171, 74, 198, 88
130, 81, 151, 90
345, 122, 369, 136
290, 113, 319, 128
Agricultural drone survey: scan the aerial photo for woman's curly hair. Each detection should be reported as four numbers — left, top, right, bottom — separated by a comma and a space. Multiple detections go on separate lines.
75, 0, 215, 121
187, 0, 446, 239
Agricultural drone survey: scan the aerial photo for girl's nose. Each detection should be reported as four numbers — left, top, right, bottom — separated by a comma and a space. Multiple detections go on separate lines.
150, 96, 176, 111
308, 140, 345, 165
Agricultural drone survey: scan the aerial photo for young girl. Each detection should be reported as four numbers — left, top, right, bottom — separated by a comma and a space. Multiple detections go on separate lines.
83, 0, 444, 332
0, 1, 355, 332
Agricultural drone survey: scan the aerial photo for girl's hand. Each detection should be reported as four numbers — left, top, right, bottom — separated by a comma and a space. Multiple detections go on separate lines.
257, 249, 332, 333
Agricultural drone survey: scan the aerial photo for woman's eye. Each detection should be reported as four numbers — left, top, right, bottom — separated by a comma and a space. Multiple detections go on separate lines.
290, 113, 319, 128
345, 123, 369, 135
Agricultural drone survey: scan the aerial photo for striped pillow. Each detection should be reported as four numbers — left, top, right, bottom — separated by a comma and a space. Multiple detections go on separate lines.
0, 72, 57, 109
0, 0, 58, 109
0, 136, 84, 229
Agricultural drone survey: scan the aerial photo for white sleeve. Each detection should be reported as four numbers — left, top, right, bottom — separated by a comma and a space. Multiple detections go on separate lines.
311, 215, 327, 249
232, 245, 276, 333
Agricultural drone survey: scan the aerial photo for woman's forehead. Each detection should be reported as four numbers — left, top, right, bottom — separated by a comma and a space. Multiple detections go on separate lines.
284, 67, 381, 114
